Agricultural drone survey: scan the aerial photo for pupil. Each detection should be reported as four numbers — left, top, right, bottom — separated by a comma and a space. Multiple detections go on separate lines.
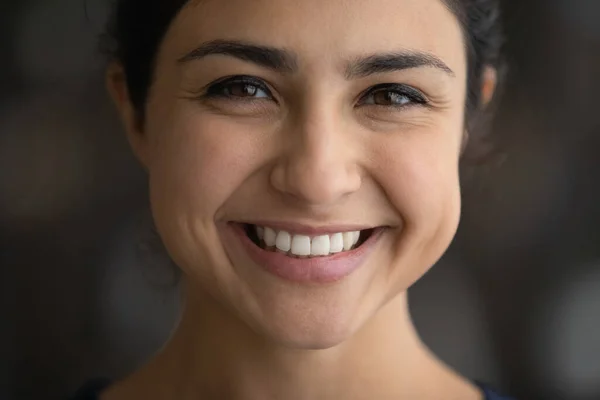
232, 84, 257, 97
375, 91, 405, 105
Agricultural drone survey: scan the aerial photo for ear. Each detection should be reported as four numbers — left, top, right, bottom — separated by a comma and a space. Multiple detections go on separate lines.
460, 67, 497, 156
106, 62, 150, 168
481, 66, 498, 107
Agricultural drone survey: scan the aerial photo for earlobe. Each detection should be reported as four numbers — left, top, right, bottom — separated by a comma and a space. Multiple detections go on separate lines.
105, 63, 150, 168
481, 66, 498, 107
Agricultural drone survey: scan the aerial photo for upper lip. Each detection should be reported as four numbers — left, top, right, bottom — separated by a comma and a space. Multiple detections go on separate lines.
232, 221, 381, 236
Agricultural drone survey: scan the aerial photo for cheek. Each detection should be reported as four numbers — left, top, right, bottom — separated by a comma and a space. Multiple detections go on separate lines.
389, 143, 460, 223
147, 112, 265, 218
143, 109, 271, 278
374, 126, 462, 262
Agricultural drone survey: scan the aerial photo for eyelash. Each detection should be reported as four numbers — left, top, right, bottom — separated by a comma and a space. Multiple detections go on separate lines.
202, 75, 429, 109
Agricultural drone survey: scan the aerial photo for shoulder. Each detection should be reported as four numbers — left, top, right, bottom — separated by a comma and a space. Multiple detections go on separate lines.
71, 378, 517, 400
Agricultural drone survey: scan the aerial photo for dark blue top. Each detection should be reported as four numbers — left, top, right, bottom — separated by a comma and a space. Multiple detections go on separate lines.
70, 379, 516, 399
477, 382, 517, 400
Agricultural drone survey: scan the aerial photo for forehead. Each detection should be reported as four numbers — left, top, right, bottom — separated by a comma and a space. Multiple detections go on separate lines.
164, 0, 466, 77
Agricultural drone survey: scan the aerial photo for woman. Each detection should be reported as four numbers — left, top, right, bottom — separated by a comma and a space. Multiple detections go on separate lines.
75, 0, 512, 398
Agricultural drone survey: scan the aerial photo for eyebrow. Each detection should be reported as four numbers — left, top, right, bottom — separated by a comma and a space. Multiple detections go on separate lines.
345, 51, 455, 79
178, 39, 298, 73
179, 39, 454, 78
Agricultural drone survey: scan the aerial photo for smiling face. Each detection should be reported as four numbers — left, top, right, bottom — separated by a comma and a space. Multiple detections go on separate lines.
112, 0, 468, 348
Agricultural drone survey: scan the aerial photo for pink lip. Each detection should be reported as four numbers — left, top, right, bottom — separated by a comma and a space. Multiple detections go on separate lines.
222, 223, 384, 284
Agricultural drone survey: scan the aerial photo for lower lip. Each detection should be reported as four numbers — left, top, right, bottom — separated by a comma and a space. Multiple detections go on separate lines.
224, 223, 384, 284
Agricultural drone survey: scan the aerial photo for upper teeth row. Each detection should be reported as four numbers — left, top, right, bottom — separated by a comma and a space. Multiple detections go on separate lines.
256, 226, 361, 257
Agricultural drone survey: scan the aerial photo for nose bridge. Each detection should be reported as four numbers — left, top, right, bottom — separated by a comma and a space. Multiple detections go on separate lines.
296, 110, 338, 174
276, 103, 361, 204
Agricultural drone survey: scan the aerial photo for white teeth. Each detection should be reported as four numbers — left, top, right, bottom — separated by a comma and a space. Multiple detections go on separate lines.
264, 227, 277, 247
311, 235, 330, 256
329, 233, 344, 253
291, 235, 311, 256
275, 230, 291, 252
255, 226, 363, 257
342, 232, 355, 251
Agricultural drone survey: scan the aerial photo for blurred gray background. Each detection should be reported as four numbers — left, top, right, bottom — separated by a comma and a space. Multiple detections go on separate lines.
1, 1, 600, 399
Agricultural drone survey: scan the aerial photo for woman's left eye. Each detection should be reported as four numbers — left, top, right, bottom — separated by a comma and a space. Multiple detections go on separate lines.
358, 84, 428, 108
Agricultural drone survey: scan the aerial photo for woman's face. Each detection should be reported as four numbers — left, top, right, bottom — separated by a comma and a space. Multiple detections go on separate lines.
120, 0, 467, 348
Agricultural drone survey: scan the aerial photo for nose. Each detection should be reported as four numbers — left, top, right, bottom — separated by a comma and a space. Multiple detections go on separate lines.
270, 108, 362, 206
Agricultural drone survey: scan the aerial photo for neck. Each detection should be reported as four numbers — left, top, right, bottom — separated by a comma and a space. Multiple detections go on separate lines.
112, 283, 474, 400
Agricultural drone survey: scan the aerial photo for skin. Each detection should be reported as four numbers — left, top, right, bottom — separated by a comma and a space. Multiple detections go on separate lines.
106, 0, 497, 398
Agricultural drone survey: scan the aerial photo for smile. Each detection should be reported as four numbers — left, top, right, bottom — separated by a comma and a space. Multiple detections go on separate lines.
226, 222, 385, 284
244, 224, 375, 257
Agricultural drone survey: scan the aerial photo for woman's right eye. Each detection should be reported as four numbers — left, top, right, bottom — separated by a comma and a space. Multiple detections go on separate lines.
205, 76, 274, 101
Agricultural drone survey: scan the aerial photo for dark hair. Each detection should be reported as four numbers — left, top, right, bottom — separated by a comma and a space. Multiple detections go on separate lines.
103, 0, 504, 150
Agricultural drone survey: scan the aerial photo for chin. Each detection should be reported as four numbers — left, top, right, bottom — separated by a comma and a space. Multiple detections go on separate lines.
263, 323, 357, 351
239, 295, 373, 351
